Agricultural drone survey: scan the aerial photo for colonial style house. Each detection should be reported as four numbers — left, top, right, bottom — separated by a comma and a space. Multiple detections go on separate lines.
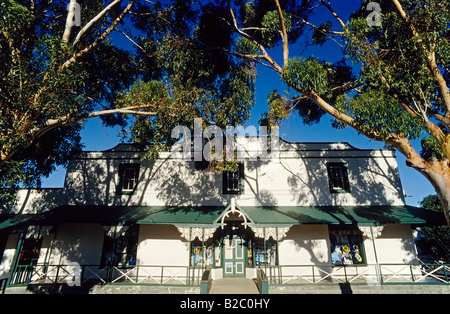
0, 137, 446, 293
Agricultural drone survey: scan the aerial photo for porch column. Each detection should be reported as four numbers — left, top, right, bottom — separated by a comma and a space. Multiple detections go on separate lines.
358, 225, 384, 284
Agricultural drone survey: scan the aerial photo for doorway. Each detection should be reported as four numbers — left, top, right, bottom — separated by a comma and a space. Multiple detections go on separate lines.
223, 236, 246, 277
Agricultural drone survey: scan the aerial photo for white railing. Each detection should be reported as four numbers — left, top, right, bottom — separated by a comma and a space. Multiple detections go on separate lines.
6, 263, 449, 288
262, 263, 450, 285
6, 264, 205, 287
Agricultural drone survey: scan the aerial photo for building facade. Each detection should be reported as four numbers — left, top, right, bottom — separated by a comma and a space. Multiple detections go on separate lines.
0, 138, 446, 291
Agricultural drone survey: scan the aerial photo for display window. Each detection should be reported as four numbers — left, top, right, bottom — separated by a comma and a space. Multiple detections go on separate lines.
191, 243, 214, 267
329, 227, 365, 265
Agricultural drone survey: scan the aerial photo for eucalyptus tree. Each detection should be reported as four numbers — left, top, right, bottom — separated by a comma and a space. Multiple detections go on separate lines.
0, 0, 140, 197
0, 0, 256, 198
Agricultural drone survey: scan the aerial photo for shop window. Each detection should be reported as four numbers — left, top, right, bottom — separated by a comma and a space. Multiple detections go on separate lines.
253, 239, 277, 266
326, 162, 350, 193
116, 164, 140, 195
18, 237, 43, 266
101, 225, 138, 267
329, 227, 365, 265
222, 163, 244, 194
191, 242, 214, 268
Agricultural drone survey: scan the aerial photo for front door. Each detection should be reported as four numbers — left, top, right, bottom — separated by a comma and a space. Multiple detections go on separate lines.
223, 236, 246, 277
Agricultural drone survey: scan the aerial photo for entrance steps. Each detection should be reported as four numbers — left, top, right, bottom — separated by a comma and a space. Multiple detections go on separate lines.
208, 278, 260, 294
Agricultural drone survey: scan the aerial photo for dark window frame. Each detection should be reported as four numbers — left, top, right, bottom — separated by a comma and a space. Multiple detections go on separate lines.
116, 163, 140, 195
222, 163, 245, 195
101, 225, 139, 268
326, 162, 350, 193
329, 226, 366, 266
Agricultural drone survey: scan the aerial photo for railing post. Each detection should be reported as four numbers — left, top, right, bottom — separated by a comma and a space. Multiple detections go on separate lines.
410, 264, 415, 283
444, 264, 450, 283
375, 264, 382, 285
312, 265, 316, 284
343, 265, 348, 283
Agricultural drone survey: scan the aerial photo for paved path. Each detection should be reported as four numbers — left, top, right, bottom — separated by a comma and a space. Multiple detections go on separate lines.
208, 278, 260, 294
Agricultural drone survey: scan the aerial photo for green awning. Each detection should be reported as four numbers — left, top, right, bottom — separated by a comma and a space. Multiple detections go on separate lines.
0, 214, 35, 231
1, 204, 445, 230
29, 205, 225, 227
240, 205, 446, 226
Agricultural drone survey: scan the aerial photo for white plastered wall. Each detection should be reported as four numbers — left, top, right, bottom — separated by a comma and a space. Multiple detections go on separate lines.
364, 224, 418, 264
47, 223, 104, 265
278, 225, 331, 265
137, 225, 189, 266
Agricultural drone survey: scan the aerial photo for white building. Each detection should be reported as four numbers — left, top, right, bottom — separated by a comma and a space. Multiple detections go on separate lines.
0, 138, 446, 292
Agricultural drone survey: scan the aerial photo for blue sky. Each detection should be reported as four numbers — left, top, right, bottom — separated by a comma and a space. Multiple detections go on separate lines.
41, 0, 436, 207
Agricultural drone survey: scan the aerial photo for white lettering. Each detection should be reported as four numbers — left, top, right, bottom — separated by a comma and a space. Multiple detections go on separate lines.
367, 2, 382, 27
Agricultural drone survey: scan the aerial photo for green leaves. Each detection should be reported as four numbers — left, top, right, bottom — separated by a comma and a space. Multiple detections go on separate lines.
282, 57, 333, 95
334, 90, 424, 140
261, 10, 292, 47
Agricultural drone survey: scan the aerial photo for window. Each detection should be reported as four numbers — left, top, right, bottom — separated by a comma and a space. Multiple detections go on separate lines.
116, 163, 140, 195
326, 162, 350, 193
253, 239, 277, 266
329, 227, 365, 265
101, 225, 139, 267
191, 242, 214, 268
222, 163, 244, 194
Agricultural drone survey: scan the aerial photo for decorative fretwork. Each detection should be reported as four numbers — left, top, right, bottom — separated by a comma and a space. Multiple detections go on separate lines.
25, 225, 54, 239
252, 227, 291, 241
177, 227, 217, 241
358, 226, 384, 240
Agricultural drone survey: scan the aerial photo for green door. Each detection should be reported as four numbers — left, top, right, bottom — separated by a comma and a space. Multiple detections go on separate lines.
223, 236, 246, 277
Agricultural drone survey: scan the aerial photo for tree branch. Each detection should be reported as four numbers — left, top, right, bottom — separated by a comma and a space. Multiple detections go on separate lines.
72, 0, 122, 46
62, 0, 77, 43
60, 0, 135, 72
228, 1, 283, 73
319, 0, 346, 29
274, 0, 289, 67
391, 0, 450, 116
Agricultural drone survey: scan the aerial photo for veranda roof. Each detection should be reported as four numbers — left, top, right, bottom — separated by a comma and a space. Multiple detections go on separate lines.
0, 204, 445, 231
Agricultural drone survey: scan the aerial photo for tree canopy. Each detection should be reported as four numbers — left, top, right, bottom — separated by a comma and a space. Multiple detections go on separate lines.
0, 0, 255, 200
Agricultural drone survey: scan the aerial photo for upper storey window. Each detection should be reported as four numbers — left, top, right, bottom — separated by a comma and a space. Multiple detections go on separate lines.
222, 163, 244, 195
326, 162, 350, 193
117, 163, 140, 195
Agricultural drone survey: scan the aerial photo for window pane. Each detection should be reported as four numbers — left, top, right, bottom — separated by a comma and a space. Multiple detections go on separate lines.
122, 168, 136, 191
330, 229, 364, 265
253, 240, 277, 266
327, 163, 350, 193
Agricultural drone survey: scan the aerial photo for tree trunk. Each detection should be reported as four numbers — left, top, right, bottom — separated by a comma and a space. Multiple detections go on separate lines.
414, 159, 450, 225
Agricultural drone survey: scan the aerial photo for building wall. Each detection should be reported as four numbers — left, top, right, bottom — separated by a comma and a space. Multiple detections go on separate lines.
363, 224, 418, 264
0, 234, 18, 279
278, 225, 330, 265
46, 223, 104, 265
137, 225, 189, 266
1, 140, 406, 214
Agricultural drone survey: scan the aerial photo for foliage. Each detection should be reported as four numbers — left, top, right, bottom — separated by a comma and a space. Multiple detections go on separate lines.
125, 0, 256, 162
0, 0, 137, 192
417, 195, 450, 262
0, 0, 257, 197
